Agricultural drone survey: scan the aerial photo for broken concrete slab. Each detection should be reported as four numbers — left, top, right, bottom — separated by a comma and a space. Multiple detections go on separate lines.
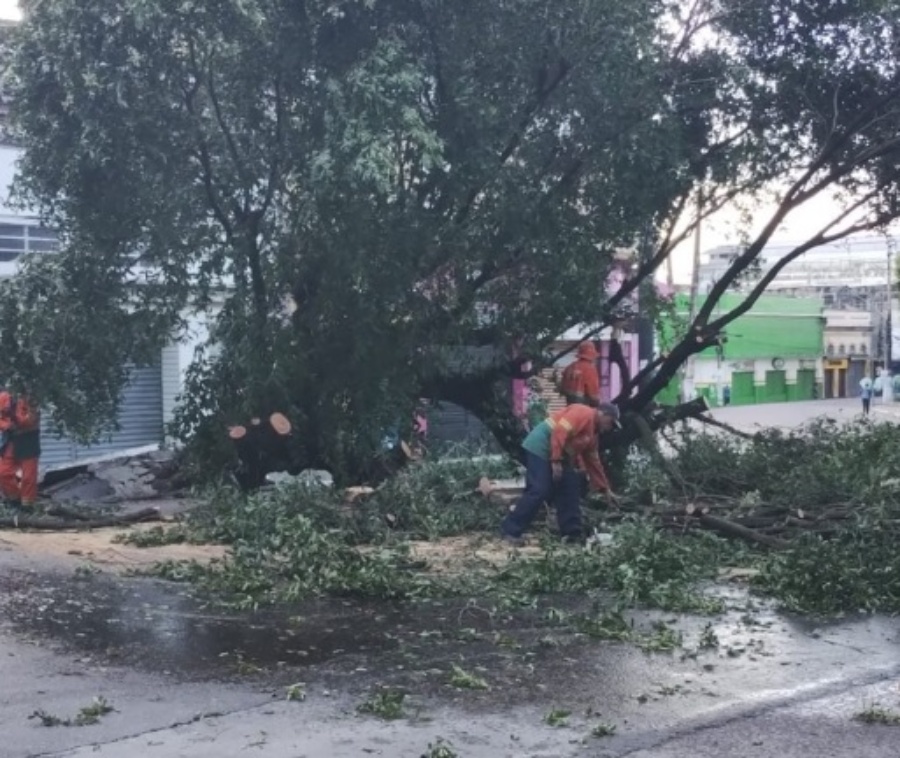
42, 473, 115, 503
42, 449, 183, 506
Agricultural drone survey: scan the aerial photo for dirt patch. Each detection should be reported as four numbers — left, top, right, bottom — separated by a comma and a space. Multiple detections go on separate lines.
405, 534, 543, 575
0, 524, 227, 572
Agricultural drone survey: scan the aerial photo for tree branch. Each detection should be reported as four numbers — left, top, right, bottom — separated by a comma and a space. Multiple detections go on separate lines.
707, 191, 885, 333
179, 51, 236, 247
453, 55, 572, 226
205, 54, 255, 208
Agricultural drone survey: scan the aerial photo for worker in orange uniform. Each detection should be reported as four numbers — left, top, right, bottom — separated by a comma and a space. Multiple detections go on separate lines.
558, 341, 601, 407
0, 391, 41, 511
501, 402, 620, 546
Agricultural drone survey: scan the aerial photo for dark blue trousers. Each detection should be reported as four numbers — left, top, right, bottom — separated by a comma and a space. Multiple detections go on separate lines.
501, 452, 583, 538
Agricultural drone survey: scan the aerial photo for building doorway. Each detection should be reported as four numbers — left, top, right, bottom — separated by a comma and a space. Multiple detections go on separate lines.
824, 359, 848, 399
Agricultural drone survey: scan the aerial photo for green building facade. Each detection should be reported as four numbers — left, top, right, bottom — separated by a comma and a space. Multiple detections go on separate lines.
658, 293, 825, 407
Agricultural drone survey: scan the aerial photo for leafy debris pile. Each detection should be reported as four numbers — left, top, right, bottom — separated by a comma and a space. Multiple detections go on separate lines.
119, 420, 900, 617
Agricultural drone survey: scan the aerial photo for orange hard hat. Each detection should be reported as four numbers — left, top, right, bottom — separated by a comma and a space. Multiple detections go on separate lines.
577, 341, 599, 360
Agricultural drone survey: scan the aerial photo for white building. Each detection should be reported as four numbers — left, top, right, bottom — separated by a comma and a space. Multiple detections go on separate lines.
698, 234, 894, 395
0, 144, 206, 469
700, 236, 896, 297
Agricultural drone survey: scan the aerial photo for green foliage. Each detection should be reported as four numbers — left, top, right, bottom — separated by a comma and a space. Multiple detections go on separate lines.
656, 419, 900, 513
112, 524, 205, 547
698, 623, 720, 650
421, 740, 459, 758
494, 518, 731, 612
854, 705, 900, 726
179, 450, 518, 544
755, 525, 900, 615
448, 665, 489, 691
29, 697, 114, 727
628, 420, 900, 615
285, 683, 306, 702
352, 453, 520, 540
15, 0, 882, 459
590, 722, 617, 738
357, 690, 407, 721
147, 469, 736, 612
544, 709, 571, 728
575, 610, 633, 642
603, 520, 732, 613
0, 255, 167, 442
575, 610, 683, 652
134, 421, 900, 618
636, 621, 683, 653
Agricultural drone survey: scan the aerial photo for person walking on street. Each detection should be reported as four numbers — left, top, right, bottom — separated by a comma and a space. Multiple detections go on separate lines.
501, 402, 620, 546
860, 376, 873, 416
0, 391, 41, 511
558, 342, 601, 407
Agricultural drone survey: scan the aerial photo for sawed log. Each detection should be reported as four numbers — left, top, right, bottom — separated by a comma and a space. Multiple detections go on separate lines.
0, 507, 162, 531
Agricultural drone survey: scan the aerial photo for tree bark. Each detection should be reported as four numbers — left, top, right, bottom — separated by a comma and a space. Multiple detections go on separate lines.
697, 512, 790, 550
0, 507, 161, 531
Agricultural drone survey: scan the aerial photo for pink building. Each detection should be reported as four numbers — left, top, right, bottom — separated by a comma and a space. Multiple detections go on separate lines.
512, 328, 640, 419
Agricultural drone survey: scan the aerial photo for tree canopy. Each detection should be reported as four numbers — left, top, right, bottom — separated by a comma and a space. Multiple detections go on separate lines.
4, 0, 900, 471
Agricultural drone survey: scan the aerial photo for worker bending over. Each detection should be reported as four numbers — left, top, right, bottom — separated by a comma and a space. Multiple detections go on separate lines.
501, 402, 620, 545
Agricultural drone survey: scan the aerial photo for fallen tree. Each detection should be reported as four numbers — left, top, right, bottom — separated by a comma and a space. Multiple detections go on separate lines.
7, 1, 900, 479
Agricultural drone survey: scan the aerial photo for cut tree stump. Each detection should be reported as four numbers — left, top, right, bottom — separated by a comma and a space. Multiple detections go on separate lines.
269, 412, 292, 436
228, 412, 294, 490
477, 477, 524, 507
344, 486, 376, 504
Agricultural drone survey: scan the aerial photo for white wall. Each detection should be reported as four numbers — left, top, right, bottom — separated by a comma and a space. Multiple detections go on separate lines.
161, 310, 215, 427
0, 144, 22, 219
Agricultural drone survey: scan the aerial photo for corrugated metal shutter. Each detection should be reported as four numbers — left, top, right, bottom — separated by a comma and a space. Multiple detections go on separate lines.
40, 363, 164, 471
427, 402, 493, 449
39, 426, 76, 471
161, 343, 181, 426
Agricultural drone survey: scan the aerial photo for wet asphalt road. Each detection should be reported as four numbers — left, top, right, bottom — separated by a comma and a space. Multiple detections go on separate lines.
707, 396, 897, 430
3, 560, 900, 757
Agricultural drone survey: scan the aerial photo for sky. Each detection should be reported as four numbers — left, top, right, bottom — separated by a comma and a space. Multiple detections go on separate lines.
668, 191, 894, 284
0, 1, 18, 20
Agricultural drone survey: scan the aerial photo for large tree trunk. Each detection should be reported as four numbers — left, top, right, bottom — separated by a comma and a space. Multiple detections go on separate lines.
422, 369, 527, 462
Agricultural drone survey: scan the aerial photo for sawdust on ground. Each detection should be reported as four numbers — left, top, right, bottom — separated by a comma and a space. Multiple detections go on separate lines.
0, 523, 227, 573
405, 534, 542, 575
0, 515, 538, 577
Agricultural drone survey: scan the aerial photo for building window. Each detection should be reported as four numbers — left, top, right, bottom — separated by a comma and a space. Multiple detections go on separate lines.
0, 224, 59, 262
838, 344, 846, 355
860, 343, 867, 354
849, 344, 857, 355
827, 344, 835, 356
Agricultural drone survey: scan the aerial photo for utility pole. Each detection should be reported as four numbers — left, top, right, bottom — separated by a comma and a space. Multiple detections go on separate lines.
683, 188, 703, 401
636, 222, 655, 391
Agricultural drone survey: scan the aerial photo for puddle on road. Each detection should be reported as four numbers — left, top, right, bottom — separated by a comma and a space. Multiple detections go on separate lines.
0, 570, 413, 675
3, 565, 900, 730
